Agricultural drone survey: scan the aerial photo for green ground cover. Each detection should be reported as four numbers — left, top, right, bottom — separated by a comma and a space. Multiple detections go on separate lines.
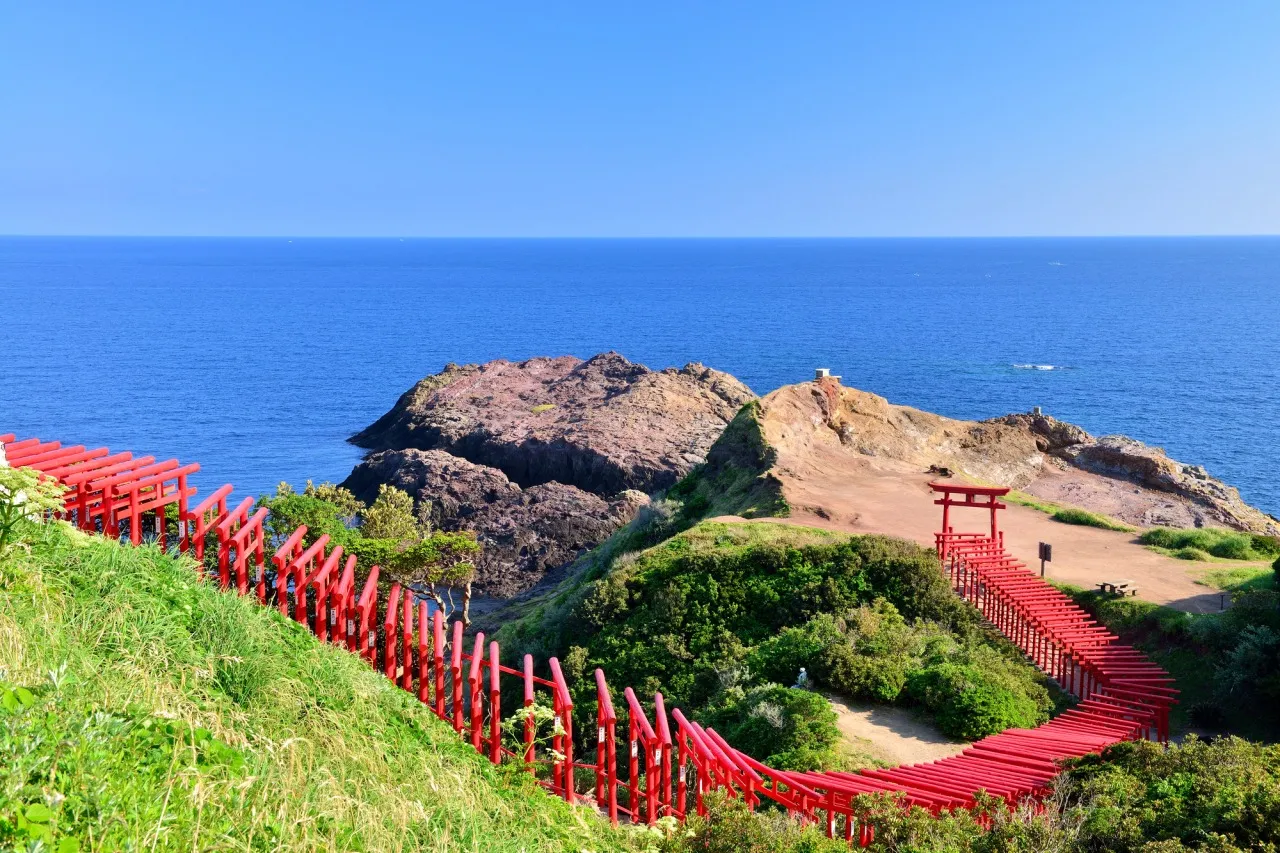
1140, 527, 1280, 562
0, 519, 629, 852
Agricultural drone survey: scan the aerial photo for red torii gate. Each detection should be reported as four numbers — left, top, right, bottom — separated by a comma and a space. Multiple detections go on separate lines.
930, 480, 1009, 541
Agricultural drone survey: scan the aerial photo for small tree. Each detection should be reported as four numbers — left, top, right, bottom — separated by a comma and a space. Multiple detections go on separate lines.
0, 467, 66, 555
360, 484, 418, 544
304, 481, 365, 520
388, 531, 481, 625
260, 480, 483, 625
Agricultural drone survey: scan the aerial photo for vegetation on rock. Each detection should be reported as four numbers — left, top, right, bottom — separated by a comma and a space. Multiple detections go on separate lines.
1005, 491, 1136, 532
660, 400, 788, 532
1048, 506, 1136, 532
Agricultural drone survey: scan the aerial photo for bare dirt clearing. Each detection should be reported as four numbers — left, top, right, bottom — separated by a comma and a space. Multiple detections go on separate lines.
717, 456, 1223, 613
825, 694, 968, 766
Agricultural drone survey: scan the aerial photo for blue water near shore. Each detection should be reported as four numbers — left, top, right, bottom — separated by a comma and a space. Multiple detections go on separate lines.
2, 236, 1277, 515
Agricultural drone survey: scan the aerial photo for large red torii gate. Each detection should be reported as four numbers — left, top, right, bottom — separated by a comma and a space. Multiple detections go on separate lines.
930, 480, 1009, 541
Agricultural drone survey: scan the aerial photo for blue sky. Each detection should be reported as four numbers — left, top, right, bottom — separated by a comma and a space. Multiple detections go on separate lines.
2, 2, 1278, 237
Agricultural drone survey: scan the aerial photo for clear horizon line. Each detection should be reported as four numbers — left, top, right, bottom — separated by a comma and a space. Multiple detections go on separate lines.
3, 232, 1280, 240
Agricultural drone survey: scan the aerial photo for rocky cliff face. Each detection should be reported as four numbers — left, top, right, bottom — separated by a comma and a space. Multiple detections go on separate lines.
344, 353, 755, 595
344, 448, 649, 596
721, 380, 1277, 536
351, 352, 752, 495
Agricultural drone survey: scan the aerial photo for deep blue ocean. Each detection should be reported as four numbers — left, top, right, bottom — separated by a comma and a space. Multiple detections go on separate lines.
2, 237, 1277, 516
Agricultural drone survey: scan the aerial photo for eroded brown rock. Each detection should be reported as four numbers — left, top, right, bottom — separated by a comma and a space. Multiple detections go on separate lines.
350, 352, 754, 495
344, 352, 753, 595
343, 448, 649, 596
1056, 435, 1278, 534
752, 380, 1277, 535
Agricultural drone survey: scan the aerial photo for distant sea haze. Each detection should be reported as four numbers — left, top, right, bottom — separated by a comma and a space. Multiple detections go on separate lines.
2, 236, 1277, 516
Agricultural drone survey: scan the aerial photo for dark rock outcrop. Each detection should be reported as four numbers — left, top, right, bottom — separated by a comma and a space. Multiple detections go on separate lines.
350, 352, 755, 495
344, 448, 649, 597
344, 353, 754, 595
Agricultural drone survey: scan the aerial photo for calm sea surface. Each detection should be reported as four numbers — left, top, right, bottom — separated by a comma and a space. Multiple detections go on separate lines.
2, 237, 1277, 515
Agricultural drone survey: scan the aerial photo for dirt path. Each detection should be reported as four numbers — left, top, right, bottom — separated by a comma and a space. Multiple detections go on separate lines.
825, 694, 968, 766
718, 433, 1226, 613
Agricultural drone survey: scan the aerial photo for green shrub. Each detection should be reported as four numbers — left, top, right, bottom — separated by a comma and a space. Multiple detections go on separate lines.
1252, 535, 1280, 558
1211, 533, 1258, 561
1216, 625, 1280, 703
1172, 546, 1212, 561
1065, 737, 1280, 851
746, 615, 843, 686
906, 661, 1046, 740
701, 684, 840, 771
822, 642, 910, 703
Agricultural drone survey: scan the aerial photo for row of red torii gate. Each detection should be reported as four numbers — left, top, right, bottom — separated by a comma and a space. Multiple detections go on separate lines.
1, 432, 1176, 846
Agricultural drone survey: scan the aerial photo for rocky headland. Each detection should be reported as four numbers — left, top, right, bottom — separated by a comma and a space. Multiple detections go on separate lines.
343, 352, 754, 595
760, 378, 1277, 535
346, 357, 1277, 601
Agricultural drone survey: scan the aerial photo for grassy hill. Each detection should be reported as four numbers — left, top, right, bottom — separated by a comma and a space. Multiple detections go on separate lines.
0, 520, 630, 852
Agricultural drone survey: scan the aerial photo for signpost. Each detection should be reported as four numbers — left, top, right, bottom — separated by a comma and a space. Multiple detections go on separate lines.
1038, 541, 1052, 577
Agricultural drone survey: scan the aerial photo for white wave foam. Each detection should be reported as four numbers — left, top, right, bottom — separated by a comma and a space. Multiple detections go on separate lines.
1012, 363, 1057, 371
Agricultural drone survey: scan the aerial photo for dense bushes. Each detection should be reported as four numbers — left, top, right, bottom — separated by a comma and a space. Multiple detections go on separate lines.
504, 523, 1053, 769
906, 659, 1046, 741
701, 684, 840, 771
751, 603, 1050, 741
1064, 736, 1280, 852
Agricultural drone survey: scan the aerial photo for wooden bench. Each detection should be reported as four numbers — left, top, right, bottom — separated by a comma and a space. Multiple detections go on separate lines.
1097, 579, 1137, 597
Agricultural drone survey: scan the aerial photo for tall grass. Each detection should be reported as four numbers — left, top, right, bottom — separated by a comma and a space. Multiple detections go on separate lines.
0, 520, 631, 851
1139, 527, 1280, 562
1047, 507, 1135, 532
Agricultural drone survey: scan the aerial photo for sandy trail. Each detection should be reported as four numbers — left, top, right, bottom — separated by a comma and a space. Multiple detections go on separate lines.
716, 446, 1226, 613
825, 694, 968, 766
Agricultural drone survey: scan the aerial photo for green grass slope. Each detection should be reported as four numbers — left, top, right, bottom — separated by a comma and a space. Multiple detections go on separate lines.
0, 521, 628, 852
